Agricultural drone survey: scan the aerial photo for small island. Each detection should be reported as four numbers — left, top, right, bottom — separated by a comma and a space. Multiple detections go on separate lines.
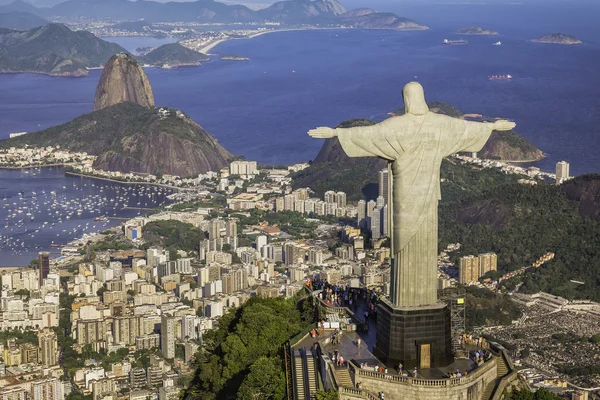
457, 26, 498, 35
532, 33, 582, 45
219, 54, 251, 61
138, 42, 209, 68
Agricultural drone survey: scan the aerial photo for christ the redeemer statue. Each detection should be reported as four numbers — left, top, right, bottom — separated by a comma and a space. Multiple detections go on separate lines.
309, 82, 515, 308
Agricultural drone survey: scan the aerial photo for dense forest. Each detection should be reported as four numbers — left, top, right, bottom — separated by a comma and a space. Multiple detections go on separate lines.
439, 175, 600, 301
184, 294, 317, 399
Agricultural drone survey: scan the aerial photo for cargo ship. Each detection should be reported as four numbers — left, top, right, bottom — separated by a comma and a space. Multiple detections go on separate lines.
443, 39, 468, 45
488, 74, 512, 81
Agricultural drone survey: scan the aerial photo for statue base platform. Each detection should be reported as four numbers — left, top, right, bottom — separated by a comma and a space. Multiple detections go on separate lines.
373, 299, 454, 369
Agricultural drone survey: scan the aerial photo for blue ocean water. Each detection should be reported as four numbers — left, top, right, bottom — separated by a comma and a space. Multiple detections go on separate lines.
1, 3, 599, 174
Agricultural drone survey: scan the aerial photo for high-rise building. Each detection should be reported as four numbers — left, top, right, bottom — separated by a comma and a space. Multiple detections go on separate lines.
478, 253, 498, 277
181, 315, 197, 341
284, 242, 296, 266
161, 315, 175, 359
208, 219, 224, 240
113, 316, 141, 346
31, 378, 64, 400
20, 343, 39, 364
226, 219, 237, 237
284, 194, 296, 211
379, 168, 389, 204
76, 319, 110, 346
371, 207, 381, 240
382, 204, 389, 236
255, 235, 267, 254
556, 161, 570, 184
335, 192, 347, 208
357, 200, 366, 226
459, 256, 480, 284
38, 328, 58, 366
38, 252, 50, 286
366, 200, 377, 219
130, 367, 147, 389
324, 191, 336, 204
376, 195, 385, 209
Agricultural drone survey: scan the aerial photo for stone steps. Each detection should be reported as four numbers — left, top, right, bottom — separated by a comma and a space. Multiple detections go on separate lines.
335, 368, 353, 388
307, 355, 317, 398
294, 354, 305, 400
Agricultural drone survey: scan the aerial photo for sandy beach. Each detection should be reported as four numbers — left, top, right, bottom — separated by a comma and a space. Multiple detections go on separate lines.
199, 27, 342, 54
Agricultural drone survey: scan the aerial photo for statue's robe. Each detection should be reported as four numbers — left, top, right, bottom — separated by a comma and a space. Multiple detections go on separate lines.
337, 112, 494, 307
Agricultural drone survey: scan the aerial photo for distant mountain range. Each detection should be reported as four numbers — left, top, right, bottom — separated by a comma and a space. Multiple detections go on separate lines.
0, 1, 47, 30
0, 0, 428, 30
0, 23, 126, 75
0, 23, 214, 75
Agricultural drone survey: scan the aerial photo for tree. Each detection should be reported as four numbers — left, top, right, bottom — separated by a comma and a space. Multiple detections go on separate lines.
509, 389, 533, 400
237, 357, 286, 400
316, 391, 339, 400
533, 388, 561, 400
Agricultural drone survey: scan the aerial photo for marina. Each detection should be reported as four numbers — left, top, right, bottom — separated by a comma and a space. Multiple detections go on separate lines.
0, 167, 174, 266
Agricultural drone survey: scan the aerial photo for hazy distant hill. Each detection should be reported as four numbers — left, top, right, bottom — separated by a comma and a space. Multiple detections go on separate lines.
0, 23, 126, 75
35, 0, 426, 30
0, 10, 47, 30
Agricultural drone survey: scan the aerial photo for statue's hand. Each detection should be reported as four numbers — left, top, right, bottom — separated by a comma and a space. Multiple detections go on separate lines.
492, 120, 516, 131
308, 127, 336, 139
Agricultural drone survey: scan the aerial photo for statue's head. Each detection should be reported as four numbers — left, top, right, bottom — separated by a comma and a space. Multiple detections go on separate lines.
403, 82, 429, 116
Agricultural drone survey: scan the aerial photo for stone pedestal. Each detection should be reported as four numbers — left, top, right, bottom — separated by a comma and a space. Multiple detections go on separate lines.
373, 299, 453, 369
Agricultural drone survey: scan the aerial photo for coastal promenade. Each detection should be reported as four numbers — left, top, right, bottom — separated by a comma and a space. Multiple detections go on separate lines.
64, 171, 195, 191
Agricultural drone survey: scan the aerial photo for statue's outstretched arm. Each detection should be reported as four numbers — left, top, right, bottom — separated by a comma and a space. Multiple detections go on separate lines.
444, 118, 515, 156
334, 118, 402, 160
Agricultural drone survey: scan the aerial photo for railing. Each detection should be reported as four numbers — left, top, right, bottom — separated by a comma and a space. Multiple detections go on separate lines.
284, 342, 294, 400
348, 355, 497, 388
339, 387, 380, 400
314, 295, 368, 331
289, 322, 317, 347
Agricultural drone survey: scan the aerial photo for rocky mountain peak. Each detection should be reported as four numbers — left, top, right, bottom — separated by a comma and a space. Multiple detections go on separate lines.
93, 52, 155, 111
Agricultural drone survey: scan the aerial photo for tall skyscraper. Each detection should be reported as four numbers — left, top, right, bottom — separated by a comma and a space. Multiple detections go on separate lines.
335, 191, 347, 208
371, 207, 381, 240
376, 195, 385, 209
366, 200, 377, 219
379, 168, 389, 205
459, 256, 479, 284
382, 204, 389, 236
161, 315, 175, 359
478, 253, 498, 276
31, 378, 64, 400
357, 200, 366, 227
556, 161, 570, 184
38, 252, 50, 286
324, 190, 336, 204
181, 315, 196, 341
38, 328, 58, 367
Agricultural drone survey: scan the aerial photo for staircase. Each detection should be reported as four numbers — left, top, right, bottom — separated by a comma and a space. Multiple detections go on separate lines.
496, 354, 509, 377
481, 353, 511, 400
335, 368, 353, 388
294, 352, 306, 400
481, 381, 495, 400
306, 353, 318, 399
